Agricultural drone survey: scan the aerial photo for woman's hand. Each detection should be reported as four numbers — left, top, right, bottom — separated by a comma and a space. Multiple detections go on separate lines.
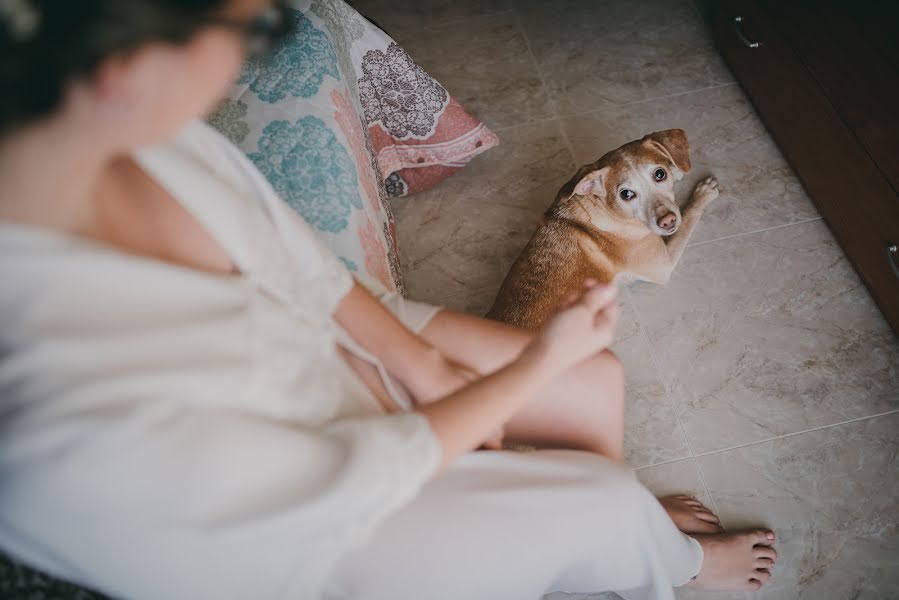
523, 280, 619, 377
405, 353, 506, 450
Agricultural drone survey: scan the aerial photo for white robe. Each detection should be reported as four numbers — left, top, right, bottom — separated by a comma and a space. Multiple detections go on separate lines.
0, 121, 702, 600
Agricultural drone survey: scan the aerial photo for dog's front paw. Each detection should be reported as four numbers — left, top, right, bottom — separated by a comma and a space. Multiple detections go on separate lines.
692, 176, 720, 207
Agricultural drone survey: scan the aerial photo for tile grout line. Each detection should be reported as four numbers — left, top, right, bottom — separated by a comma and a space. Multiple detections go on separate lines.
512, 8, 580, 166
490, 83, 740, 139
486, 81, 740, 160
514, 8, 557, 116
423, 13, 735, 150
416, 9, 516, 33
633, 454, 697, 472
553, 82, 739, 125
692, 408, 899, 458
416, 285, 498, 305
686, 217, 824, 248
511, 5, 736, 126
490, 114, 560, 135
623, 285, 723, 517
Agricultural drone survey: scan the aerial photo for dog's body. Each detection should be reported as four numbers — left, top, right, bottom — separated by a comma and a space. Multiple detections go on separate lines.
488, 129, 719, 329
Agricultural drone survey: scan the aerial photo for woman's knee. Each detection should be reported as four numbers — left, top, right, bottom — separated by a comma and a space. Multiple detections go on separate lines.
552, 349, 625, 458
580, 349, 625, 402
601, 348, 625, 379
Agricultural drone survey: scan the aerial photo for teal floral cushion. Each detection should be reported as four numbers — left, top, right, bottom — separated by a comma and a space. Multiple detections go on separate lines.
248, 116, 363, 233
238, 10, 339, 103
209, 0, 406, 295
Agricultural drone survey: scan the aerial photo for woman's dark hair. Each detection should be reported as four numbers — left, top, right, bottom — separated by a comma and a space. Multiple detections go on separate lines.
0, 0, 228, 137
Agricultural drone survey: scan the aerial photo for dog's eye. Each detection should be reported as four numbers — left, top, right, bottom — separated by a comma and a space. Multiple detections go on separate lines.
654, 168, 667, 181
619, 189, 636, 201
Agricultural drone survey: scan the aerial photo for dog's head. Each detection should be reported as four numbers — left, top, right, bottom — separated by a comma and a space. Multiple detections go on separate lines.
550, 129, 691, 236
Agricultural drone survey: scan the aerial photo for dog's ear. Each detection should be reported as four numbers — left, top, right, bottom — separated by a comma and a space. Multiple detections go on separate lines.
556, 166, 610, 203
643, 129, 690, 178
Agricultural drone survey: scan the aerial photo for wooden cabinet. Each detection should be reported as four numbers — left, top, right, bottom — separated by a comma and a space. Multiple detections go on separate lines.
708, 0, 899, 333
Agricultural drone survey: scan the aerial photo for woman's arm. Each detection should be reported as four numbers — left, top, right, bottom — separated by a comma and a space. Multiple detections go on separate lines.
334, 279, 619, 471
420, 281, 619, 471
332, 282, 473, 402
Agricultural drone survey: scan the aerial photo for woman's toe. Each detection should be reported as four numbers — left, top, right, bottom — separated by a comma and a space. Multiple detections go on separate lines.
691, 518, 723, 533
748, 529, 775, 545
754, 545, 778, 561
755, 556, 775, 568
754, 568, 772, 583
696, 509, 720, 523
746, 579, 763, 591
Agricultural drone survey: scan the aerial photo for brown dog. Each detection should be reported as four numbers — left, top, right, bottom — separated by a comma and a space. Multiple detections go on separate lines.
488, 129, 719, 329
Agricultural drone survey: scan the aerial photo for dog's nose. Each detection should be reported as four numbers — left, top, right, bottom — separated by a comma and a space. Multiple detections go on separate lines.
657, 212, 678, 230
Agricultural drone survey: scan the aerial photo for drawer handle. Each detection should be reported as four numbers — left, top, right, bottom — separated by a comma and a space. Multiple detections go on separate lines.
734, 16, 761, 48
888, 243, 899, 279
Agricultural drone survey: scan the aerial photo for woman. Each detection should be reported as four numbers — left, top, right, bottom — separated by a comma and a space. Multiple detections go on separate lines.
0, 1, 777, 598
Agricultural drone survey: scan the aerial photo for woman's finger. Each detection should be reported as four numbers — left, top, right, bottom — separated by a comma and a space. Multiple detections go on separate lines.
696, 511, 721, 524
580, 283, 617, 312
479, 430, 504, 450
589, 290, 618, 319
593, 300, 619, 330
557, 292, 579, 311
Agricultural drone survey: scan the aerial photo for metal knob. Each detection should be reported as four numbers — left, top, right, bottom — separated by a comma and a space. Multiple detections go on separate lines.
888, 243, 899, 278
734, 16, 761, 49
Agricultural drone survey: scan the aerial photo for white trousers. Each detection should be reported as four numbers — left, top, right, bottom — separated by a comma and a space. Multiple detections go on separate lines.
325, 297, 704, 599
323, 449, 703, 600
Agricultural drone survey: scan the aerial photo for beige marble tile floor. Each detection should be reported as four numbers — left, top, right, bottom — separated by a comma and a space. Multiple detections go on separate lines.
352, 0, 899, 597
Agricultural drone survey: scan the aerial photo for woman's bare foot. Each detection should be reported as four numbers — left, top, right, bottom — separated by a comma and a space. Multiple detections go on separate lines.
687, 529, 777, 591
659, 495, 724, 534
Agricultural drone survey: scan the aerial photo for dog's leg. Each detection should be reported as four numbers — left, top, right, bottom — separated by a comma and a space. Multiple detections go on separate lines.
632, 177, 719, 285
664, 176, 719, 266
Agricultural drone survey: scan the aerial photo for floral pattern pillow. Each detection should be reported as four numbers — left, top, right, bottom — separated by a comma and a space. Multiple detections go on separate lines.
208, 0, 498, 296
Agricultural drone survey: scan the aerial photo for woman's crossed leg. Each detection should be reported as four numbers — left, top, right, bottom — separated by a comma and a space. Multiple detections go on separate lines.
420, 309, 625, 459
419, 308, 777, 591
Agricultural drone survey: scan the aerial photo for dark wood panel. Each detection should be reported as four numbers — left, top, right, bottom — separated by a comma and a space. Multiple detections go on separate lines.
846, 1, 899, 73
712, 0, 899, 333
760, 0, 899, 194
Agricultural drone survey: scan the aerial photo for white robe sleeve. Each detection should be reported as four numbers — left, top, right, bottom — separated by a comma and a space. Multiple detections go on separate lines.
1, 407, 442, 600
264, 189, 356, 313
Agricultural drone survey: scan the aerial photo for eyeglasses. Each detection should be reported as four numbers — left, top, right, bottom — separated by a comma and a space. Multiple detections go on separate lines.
208, 2, 295, 59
